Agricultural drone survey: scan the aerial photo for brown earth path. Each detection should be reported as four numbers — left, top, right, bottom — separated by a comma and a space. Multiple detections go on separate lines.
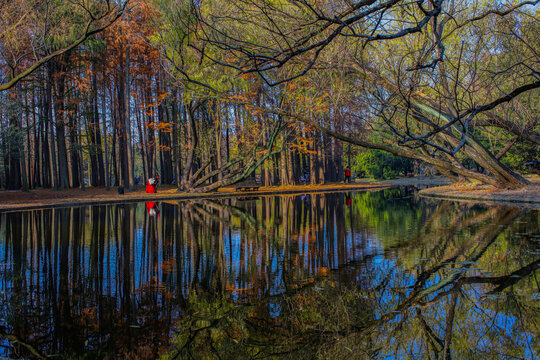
1, 175, 538, 212
0, 182, 394, 212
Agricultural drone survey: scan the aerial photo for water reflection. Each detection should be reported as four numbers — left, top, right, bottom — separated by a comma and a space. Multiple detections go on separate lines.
0, 188, 538, 359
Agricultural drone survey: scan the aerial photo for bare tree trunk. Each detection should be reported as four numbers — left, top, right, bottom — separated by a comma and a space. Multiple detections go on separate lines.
24, 92, 33, 189
135, 101, 147, 183
91, 63, 105, 187
214, 101, 223, 182
101, 81, 110, 190
124, 46, 135, 190
280, 134, 289, 186
52, 58, 70, 189
317, 132, 325, 184
46, 66, 59, 190
171, 90, 181, 188
180, 102, 200, 190
40, 83, 51, 188
68, 88, 80, 188
77, 106, 86, 191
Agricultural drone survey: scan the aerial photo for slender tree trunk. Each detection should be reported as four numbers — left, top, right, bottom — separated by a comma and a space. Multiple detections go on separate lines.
52, 59, 70, 189
171, 90, 181, 188
32, 89, 41, 188
145, 79, 155, 178
135, 101, 147, 183
101, 81, 110, 190
280, 133, 289, 186
67, 80, 80, 188
124, 46, 135, 190
180, 102, 199, 190
40, 84, 51, 188
76, 105, 86, 191
310, 132, 317, 184
317, 132, 325, 184
46, 66, 59, 190
24, 93, 32, 189
91, 62, 105, 187
117, 63, 129, 187
214, 101, 223, 182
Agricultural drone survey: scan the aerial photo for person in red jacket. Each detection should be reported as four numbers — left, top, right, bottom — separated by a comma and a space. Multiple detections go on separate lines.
145, 175, 160, 193
344, 167, 351, 183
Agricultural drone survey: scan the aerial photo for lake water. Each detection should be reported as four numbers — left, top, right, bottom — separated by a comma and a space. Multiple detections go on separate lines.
0, 188, 538, 359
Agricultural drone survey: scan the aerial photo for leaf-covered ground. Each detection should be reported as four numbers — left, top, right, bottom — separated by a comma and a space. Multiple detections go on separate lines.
420, 175, 540, 207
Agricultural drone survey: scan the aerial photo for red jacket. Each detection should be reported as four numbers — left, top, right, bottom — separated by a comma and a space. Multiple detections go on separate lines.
146, 180, 156, 193
344, 169, 351, 177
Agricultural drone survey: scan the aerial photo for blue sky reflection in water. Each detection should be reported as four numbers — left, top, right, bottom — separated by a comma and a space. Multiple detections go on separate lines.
0, 187, 538, 359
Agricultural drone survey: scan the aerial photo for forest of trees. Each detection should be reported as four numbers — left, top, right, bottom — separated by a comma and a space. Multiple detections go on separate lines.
0, 0, 538, 192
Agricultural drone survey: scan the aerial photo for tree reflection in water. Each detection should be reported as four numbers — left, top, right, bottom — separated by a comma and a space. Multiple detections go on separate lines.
0, 188, 538, 359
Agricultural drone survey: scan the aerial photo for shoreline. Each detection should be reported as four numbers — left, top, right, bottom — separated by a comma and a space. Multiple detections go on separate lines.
0, 183, 394, 213
419, 181, 540, 208
1, 176, 538, 212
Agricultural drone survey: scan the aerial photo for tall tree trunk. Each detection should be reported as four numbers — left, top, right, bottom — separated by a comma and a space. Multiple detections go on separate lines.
40, 84, 50, 188
135, 101, 147, 183
24, 93, 33, 189
102, 85, 111, 190
280, 135, 289, 186
171, 90, 181, 188
145, 79, 155, 178
310, 132, 317, 185
157, 85, 173, 184
6, 89, 22, 190
53, 58, 70, 189
91, 62, 105, 187
317, 132, 325, 184
67, 79, 80, 188
117, 63, 129, 187
32, 89, 41, 188
124, 46, 135, 190
214, 101, 223, 182
76, 105, 86, 191
46, 66, 59, 190
180, 102, 199, 190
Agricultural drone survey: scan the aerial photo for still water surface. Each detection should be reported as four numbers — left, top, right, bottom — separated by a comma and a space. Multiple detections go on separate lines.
0, 188, 538, 359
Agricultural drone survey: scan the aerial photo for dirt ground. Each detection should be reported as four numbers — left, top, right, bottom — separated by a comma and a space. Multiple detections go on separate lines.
380, 176, 452, 186
0, 182, 394, 212
419, 175, 540, 206
1, 175, 537, 211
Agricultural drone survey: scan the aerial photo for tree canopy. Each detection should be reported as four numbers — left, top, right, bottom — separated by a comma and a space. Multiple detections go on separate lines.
0, 0, 538, 191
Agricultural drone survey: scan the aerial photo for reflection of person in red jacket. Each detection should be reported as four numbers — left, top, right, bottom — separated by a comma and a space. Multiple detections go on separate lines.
145, 202, 160, 217
145, 175, 159, 193
344, 168, 351, 183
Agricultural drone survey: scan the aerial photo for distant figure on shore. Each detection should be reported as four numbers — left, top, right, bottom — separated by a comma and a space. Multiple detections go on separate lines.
146, 175, 159, 193
344, 167, 351, 183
